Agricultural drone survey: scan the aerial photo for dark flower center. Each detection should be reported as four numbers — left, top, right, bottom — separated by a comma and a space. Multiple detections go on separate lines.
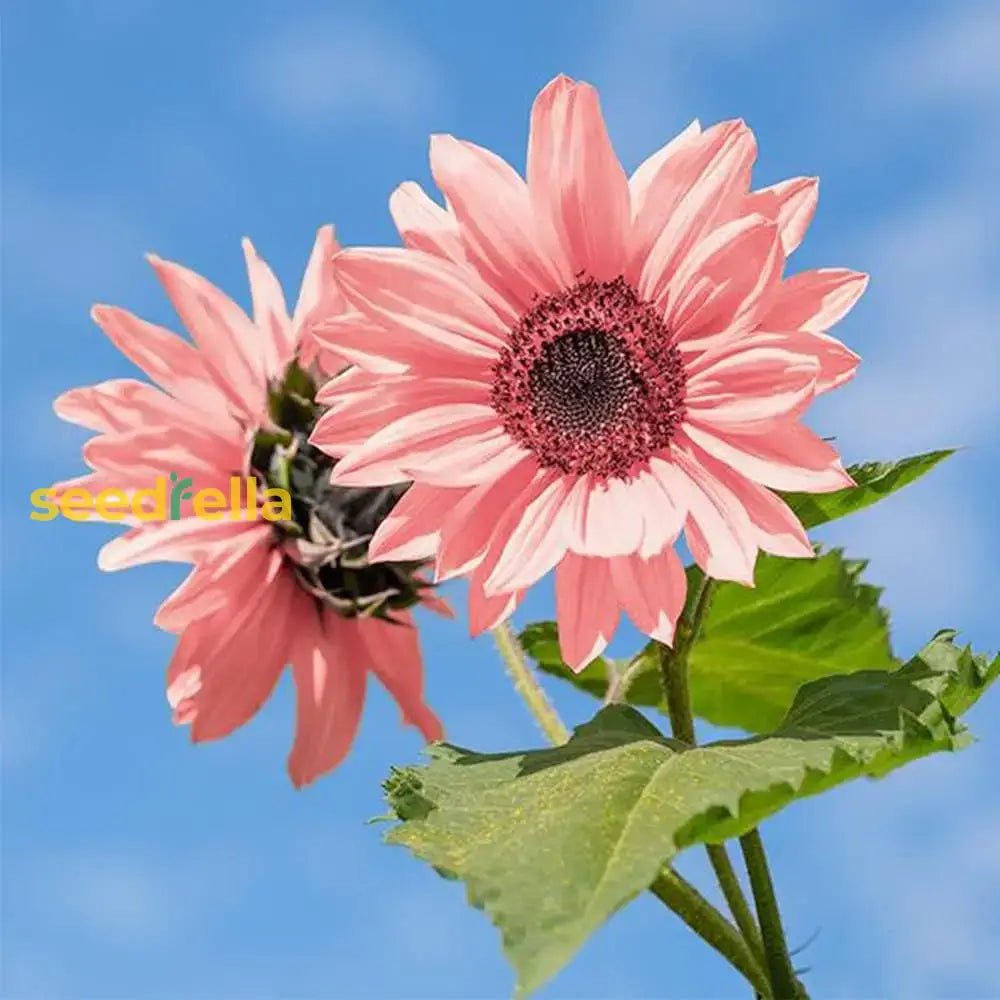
491, 277, 687, 480
250, 361, 432, 621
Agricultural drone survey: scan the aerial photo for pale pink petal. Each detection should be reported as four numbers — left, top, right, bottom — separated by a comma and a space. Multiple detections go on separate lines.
98, 517, 265, 571
367, 484, 459, 563
333, 247, 508, 357
686, 346, 819, 430
631, 462, 687, 558
293, 224, 341, 332
328, 404, 515, 488
310, 375, 490, 456
483, 473, 573, 595
563, 475, 644, 557
361, 613, 443, 742
555, 553, 619, 671
90, 305, 230, 417
689, 447, 812, 558
628, 119, 701, 222
288, 612, 367, 788
704, 329, 859, 395
429, 133, 569, 311
467, 565, 524, 634
190, 570, 296, 742
310, 310, 485, 379
390, 181, 466, 264
527, 75, 630, 281
682, 423, 855, 493
242, 237, 293, 372
744, 177, 818, 255
156, 567, 229, 633
636, 121, 757, 297
806, 331, 860, 392
54, 379, 179, 435
82, 425, 243, 483
609, 547, 687, 645
155, 528, 267, 631
671, 446, 758, 584
147, 254, 268, 419
663, 214, 783, 344
761, 268, 869, 333
435, 458, 537, 580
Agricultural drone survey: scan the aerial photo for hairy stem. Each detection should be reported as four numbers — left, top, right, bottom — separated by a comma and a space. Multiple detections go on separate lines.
651, 869, 772, 998
492, 621, 570, 745
740, 831, 802, 999
706, 843, 765, 959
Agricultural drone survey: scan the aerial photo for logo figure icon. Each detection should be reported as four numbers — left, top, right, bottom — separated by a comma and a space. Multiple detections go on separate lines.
169, 472, 194, 520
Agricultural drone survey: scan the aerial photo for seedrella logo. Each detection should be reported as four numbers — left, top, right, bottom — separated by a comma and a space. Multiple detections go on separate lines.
30, 473, 292, 523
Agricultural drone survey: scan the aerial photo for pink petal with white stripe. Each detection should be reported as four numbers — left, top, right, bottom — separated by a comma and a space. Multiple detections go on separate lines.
563, 475, 644, 557
429, 133, 570, 311
334, 247, 508, 357
685, 346, 819, 430
609, 547, 687, 645
366, 484, 457, 564
555, 553, 619, 671
147, 254, 267, 420
242, 237, 293, 372
636, 121, 757, 299
761, 268, 869, 333
89, 305, 230, 418
390, 181, 467, 264
744, 176, 818, 255
663, 214, 782, 344
435, 458, 537, 580
672, 446, 758, 584
527, 75, 630, 281
329, 404, 516, 488
98, 517, 264, 571
483, 474, 573, 595
683, 422, 854, 493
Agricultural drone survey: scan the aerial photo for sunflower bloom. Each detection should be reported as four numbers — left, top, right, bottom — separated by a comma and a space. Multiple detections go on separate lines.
52, 228, 445, 786
310, 75, 866, 671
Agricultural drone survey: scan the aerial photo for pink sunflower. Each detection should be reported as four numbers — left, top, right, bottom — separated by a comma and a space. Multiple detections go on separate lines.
310, 74, 866, 671
53, 228, 445, 787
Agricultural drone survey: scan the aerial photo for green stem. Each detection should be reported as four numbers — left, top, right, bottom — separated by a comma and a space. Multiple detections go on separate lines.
740, 831, 801, 999
706, 843, 765, 959
491, 619, 769, 994
657, 578, 764, 964
491, 621, 570, 745
651, 869, 772, 998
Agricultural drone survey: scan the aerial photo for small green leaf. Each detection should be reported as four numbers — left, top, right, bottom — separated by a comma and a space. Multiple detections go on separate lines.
781, 449, 954, 529
523, 548, 897, 733
383, 634, 996, 997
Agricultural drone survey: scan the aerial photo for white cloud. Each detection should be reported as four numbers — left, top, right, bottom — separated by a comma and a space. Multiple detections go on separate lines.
25, 845, 251, 949
244, 16, 443, 128
826, 754, 1000, 999
2, 181, 148, 306
868, 1, 1000, 112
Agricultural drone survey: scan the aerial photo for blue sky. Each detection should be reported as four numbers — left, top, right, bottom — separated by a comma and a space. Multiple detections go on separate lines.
2, 1, 999, 997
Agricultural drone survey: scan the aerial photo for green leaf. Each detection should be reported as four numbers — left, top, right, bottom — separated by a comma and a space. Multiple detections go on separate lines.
383, 634, 997, 997
523, 548, 897, 733
781, 449, 954, 529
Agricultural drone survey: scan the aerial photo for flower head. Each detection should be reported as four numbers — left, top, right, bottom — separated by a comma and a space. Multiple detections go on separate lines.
310, 75, 866, 671
53, 228, 445, 786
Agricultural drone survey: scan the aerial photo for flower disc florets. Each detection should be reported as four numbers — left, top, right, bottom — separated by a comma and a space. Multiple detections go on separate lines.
490, 277, 687, 480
